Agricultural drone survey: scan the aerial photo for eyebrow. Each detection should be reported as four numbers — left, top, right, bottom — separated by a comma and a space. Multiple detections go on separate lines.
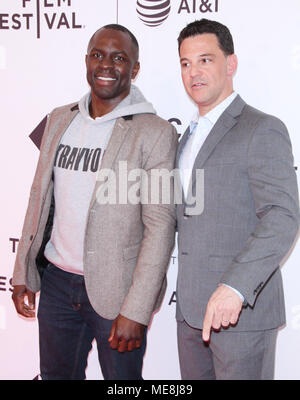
88, 47, 129, 56
198, 53, 215, 58
180, 53, 215, 62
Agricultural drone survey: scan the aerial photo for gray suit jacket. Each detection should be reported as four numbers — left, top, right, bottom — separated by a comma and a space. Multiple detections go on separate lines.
176, 95, 299, 331
13, 102, 178, 326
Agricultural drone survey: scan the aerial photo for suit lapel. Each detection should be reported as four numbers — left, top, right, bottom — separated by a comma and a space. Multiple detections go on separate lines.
190, 95, 246, 188
192, 112, 237, 170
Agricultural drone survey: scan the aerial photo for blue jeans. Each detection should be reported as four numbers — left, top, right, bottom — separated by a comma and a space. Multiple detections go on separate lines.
37, 263, 146, 380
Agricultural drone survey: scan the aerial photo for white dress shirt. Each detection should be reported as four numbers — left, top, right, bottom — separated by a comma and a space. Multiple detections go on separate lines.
179, 92, 237, 198
179, 92, 244, 302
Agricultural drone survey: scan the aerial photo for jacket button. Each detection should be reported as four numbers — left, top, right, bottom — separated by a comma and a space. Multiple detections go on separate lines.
29, 235, 33, 241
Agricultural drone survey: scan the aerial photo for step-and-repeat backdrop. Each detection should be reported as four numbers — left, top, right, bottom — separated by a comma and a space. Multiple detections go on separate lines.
1, 0, 300, 380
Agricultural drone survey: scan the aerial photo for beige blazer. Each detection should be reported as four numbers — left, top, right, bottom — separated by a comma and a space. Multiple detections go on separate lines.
12, 102, 178, 326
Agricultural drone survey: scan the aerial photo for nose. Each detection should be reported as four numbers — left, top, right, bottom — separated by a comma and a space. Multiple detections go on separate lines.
98, 55, 114, 70
190, 62, 203, 78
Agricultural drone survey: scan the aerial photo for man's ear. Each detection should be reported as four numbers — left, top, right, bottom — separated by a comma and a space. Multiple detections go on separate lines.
132, 61, 140, 81
227, 54, 238, 77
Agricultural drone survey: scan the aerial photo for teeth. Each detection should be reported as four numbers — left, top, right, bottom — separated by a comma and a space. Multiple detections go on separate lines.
96, 76, 116, 81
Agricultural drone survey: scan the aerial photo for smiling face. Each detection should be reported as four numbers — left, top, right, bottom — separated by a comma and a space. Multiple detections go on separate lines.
179, 33, 237, 115
85, 28, 140, 117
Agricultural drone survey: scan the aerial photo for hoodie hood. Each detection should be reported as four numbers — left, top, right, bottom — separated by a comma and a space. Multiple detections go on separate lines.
78, 84, 156, 124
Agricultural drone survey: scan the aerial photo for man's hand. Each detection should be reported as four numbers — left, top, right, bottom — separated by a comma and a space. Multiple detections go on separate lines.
108, 314, 146, 353
202, 285, 242, 342
12, 285, 36, 318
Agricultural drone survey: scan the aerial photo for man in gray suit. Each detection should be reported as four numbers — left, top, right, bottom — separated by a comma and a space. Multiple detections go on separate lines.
11, 24, 177, 380
176, 19, 299, 380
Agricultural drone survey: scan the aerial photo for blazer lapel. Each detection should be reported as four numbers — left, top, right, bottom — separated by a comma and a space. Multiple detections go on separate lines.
48, 108, 79, 163
176, 126, 191, 168
99, 117, 130, 171
90, 117, 130, 205
39, 105, 79, 194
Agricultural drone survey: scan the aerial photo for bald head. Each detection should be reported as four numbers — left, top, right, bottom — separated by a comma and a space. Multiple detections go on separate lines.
87, 24, 139, 61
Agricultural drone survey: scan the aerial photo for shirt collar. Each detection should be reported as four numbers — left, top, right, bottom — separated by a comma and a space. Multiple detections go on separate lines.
189, 92, 238, 132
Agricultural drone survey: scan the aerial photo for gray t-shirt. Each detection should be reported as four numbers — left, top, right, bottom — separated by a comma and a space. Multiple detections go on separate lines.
44, 94, 122, 274
44, 86, 156, 275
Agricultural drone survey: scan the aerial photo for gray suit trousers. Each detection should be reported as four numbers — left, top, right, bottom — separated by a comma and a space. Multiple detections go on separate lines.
177, 319, 277, 380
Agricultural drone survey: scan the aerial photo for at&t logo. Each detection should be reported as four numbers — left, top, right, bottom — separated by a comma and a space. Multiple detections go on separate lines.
136, 0, 220, 27
136, 0, 171, 27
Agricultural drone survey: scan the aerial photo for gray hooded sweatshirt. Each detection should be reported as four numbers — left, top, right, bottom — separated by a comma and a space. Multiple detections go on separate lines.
44, 85, 156, 275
